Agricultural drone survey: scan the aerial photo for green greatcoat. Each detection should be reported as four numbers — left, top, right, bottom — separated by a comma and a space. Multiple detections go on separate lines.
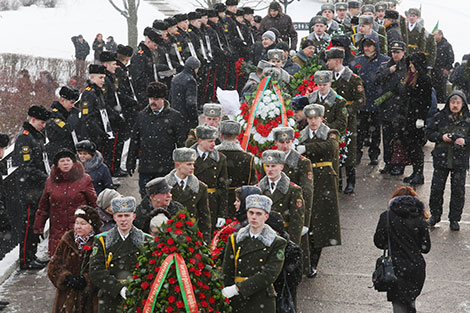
424, 30, 437, 68
299, 123, 342, 249
89, 226, 152, 313
308, 88, 348, 132
407, 22, 426, 55
258, 172, 305, 245
191, 144, 228, 230
165, 170, 212, 241
216, 141, 258, 218
185, 127, 222, 147
223, 225, 287, 313
332, 66, 365, 167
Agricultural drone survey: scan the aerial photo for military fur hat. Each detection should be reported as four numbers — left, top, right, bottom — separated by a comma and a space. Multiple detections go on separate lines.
165, 17, 177, 27
257, 60, 273, 70
59, 86, 80, 102
74, 205, 103, 233
375, 2, 387, 11
301, 39, 315, 50
267, 49, 284, 61
99, 51, 116, 63
0, 134, 9, 148
407, 8, 420, 17
111, 196, 137, 213
359, 15, 374, 25
262, 150, 286, 164
361, 4, 375, 14
75, 140, 96, 155
188, 11, 202, 21
203, 103, 222, 117
213, 3, 226, 13
304, 104, 325, 118
243, 7, 254, 14
117, 44, 133, 57
314, 70, 333, 84
246, 194, 272, 214
153, 19, 169, 31
254, 15, 262, 23
326, 48, 345, 60
147, 81, 168, 99
174, 13, 188, 22
196, 8, 208, 16
273, 127, 294, 142
262, 67, 290, 84
173, 147, 198, 162
226, 0, 239, 6
144, 27, 164, 44
311, 15, 327, 26
276, 41, 289, 52
207, 9, 218, 18
336, 3, 347, 11
196, 125, 218, 140
390, 40, 406, 52
331, 35, 351, 49
348, 0, 361, 9
28, 105, 50, 121
89, 64, 106, 74
384, 9, 399, 20
146, 177, 172, 195
97, 188, 121, 210
235, 9, 244, 16
220, 120, 241, 135
321, 4, 335, 12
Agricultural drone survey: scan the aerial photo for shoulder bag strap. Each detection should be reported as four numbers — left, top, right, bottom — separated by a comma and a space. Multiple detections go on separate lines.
386, 210, 392, 257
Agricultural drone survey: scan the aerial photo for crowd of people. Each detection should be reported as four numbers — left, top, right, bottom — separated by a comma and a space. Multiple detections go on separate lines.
0, 0, 469, 312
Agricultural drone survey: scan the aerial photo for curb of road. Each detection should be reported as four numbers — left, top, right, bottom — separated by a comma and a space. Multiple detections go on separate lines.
0, 245, 19, 285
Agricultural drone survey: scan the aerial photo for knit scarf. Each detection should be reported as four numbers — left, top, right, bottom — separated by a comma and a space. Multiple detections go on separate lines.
74, 231, 95, 250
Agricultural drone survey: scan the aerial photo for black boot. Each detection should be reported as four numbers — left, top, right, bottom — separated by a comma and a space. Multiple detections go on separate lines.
380, 163, 393, 174
344, 168, 355, 194
409, 165, 424, 185
403, 171, 416, 183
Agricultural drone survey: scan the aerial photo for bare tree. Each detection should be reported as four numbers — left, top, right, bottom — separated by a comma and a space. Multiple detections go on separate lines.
108, 0, 140, 49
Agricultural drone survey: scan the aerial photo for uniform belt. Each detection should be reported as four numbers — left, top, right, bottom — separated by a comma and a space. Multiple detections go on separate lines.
346, 100, 354, 105
119, 279, 126, 284
207, 188, 217, 194
408, 44, 418, 48
312, 161, 333, 168
284, 222, 289, 227
234, 276, 248, 283
228, 186, 239, 190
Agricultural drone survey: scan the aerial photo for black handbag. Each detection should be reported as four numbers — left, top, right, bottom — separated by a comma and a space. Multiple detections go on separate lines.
276, 271, 296, 313
372, 210, 398, 292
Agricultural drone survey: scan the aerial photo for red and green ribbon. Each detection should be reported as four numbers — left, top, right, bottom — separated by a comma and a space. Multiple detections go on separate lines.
210, 221, 239, 256
143, 253, 198, 313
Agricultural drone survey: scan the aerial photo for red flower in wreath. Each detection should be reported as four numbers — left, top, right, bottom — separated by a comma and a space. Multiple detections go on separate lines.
141, 282, 149, 290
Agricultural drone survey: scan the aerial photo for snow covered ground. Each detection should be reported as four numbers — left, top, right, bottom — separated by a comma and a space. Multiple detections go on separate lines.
0, 0, 468, 62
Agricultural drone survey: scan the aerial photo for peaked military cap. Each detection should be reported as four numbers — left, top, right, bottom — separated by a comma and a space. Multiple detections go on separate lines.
314, 70, 333, 84
358, 15, 374, 25
59, 86, 80, 102
0, 134, 9, 148
188, 11, 202, 21
311, 15, 327, 26
196, 125, 218, 140
262, 150, 286, 165
28, 105, 50, 120
165, 17, 178, 27
407, 8, 420, 16
226, 0, 238, 5
326, 48, 345, 60
144, 27, 164, 44
375, 2, 387, 11
321, 3, 335, 12
246, 194, 272, 213
117, 44, 133, 57
243, 7, 254, 14
390, 40, 406, 52
203, 103, 222, 117
336, 3, 347, 10
99, 51, 116, 63
174, 13, 188, 23
173, 147, 197, 162
348, 1, 361, 9
89, 64, 106, 74
220, 120, 241, 135
146, 177, 172, 195
361, 4, 375, 14
111, 196, 136, 213
267, 49, 284, 61
304, 104, 325, 118
384, 9, 399, 20
273, 127, 294, 142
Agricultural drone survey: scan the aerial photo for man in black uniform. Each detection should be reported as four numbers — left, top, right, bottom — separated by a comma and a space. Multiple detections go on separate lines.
165, 16, 186, 72
46, 86, 80, 160
14, 105, 51, 270
206, 9, 228, 101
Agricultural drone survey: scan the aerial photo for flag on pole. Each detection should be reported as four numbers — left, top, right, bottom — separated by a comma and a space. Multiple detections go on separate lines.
432, 21, 439, 33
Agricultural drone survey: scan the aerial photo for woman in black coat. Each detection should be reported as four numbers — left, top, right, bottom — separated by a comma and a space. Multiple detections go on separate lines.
399, 52, 433, 185
374, 186, 431, 313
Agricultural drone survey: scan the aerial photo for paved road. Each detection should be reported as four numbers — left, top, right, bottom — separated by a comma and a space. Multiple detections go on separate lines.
1, 144, 470, 313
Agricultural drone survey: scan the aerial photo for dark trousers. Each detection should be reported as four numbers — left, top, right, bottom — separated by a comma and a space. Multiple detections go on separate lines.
102, 126, 126, 175
381, 121, 396, 165
431, 70, 447, 103
357, 111, 381, 160
19, 203, 40, 265
138, 172, 164, 199
429, 167, 466, 221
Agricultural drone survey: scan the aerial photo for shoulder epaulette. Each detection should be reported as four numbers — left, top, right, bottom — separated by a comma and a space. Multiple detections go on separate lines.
188, 28, 192, 32
299, 154, 308, 161
52, 108, 58, 112
23, 130, 29, 135
96, 232, 107, 238
138, 49, 144, 54
199, 180, 208, 187
85, 86, 92, 91
289, 181, 300, 188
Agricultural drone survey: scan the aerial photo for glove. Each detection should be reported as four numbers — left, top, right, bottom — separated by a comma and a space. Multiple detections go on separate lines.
301, 226, 309, 236
289, 49, 296, 57
415, 119, 425, 129
216, 218, 226, 228
64, 275, 87, 290
297, 145, 306, 154
120, 287, 127, 300
39, 233, 45, 240
222, 285, 239, 298
126, 163, 135, 177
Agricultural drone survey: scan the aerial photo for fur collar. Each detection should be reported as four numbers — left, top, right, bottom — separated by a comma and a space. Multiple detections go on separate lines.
258, 171, 290, 194
165, 169, 200, 193
50, 161, 85, 183
285, 150, 301, 169
104, 226, 147, 249
308, 89, 338, 107
299, 123, 330, 143
216, 141, 244, 152
307, 32, 330, 42
82, 151, 104, 172
338, 66, 353, 82
236, 224, 277, 247
191, 143, 220, 162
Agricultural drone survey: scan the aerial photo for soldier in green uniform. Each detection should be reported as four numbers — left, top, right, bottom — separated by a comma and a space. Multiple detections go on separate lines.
185, 103, 223, 147
222, 194, 287, 313
304, 16, 330, 54
297, 104, 341, 278
308, 70, 348, 132
424, 29, 436, 69
164, 147, 211, 240
258, 150, 304, 246
216, 120, 258, 218
352, 15, 388, 55
406, 8, 425, 55
326, 48, 365, 194
360, 5, 388, 54
89, 196, 153, 313
272, 126, 313, 275
191, 125, 228, 230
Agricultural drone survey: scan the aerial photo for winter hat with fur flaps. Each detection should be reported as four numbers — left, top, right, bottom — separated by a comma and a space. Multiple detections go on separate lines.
74, 205, 103, 233
196, 125, 218, 140
99, 51, 116, 63
147, 81, 168, 99
97, 188, 122, 210
76, 140, 96, 156
117, 44, 133, 57
89, 64, 106, 75
173, 147, 197, 162
28, 105, 50, 121
184, 56, 201, 71
144, 27, 164, 44
53, 149, 77, 166
304, 103, 325, 117
246, 194, 272, 213
262, 150, 286, 164
273, 126, 294, 141
0, 134, 9, 148
111, 196, 136, 213
59, 86, 80, 102
220, 120, 241, 135
203, 103, 222, 117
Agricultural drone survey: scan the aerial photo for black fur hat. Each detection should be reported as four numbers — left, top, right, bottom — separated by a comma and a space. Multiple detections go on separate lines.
117, 44, 133, 57
59, 86, 80, 102
28, 105, 51, 121
75, 140, 97, 155
147, 81, 168, 99
53, 149, 77, 166
0, 134, 9, 148
144, 27, 164, 44
99, 51, 116, 63
89, 64, 106, 74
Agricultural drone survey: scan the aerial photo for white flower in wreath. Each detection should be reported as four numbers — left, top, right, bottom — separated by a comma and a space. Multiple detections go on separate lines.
267, 132, 274, 141
253, 133, 262, 142
268, 111, 276, 119
263, 96, 272, 104
264, 90, 272, 96
270, 94, 278, 101
288, 119, 296, 127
